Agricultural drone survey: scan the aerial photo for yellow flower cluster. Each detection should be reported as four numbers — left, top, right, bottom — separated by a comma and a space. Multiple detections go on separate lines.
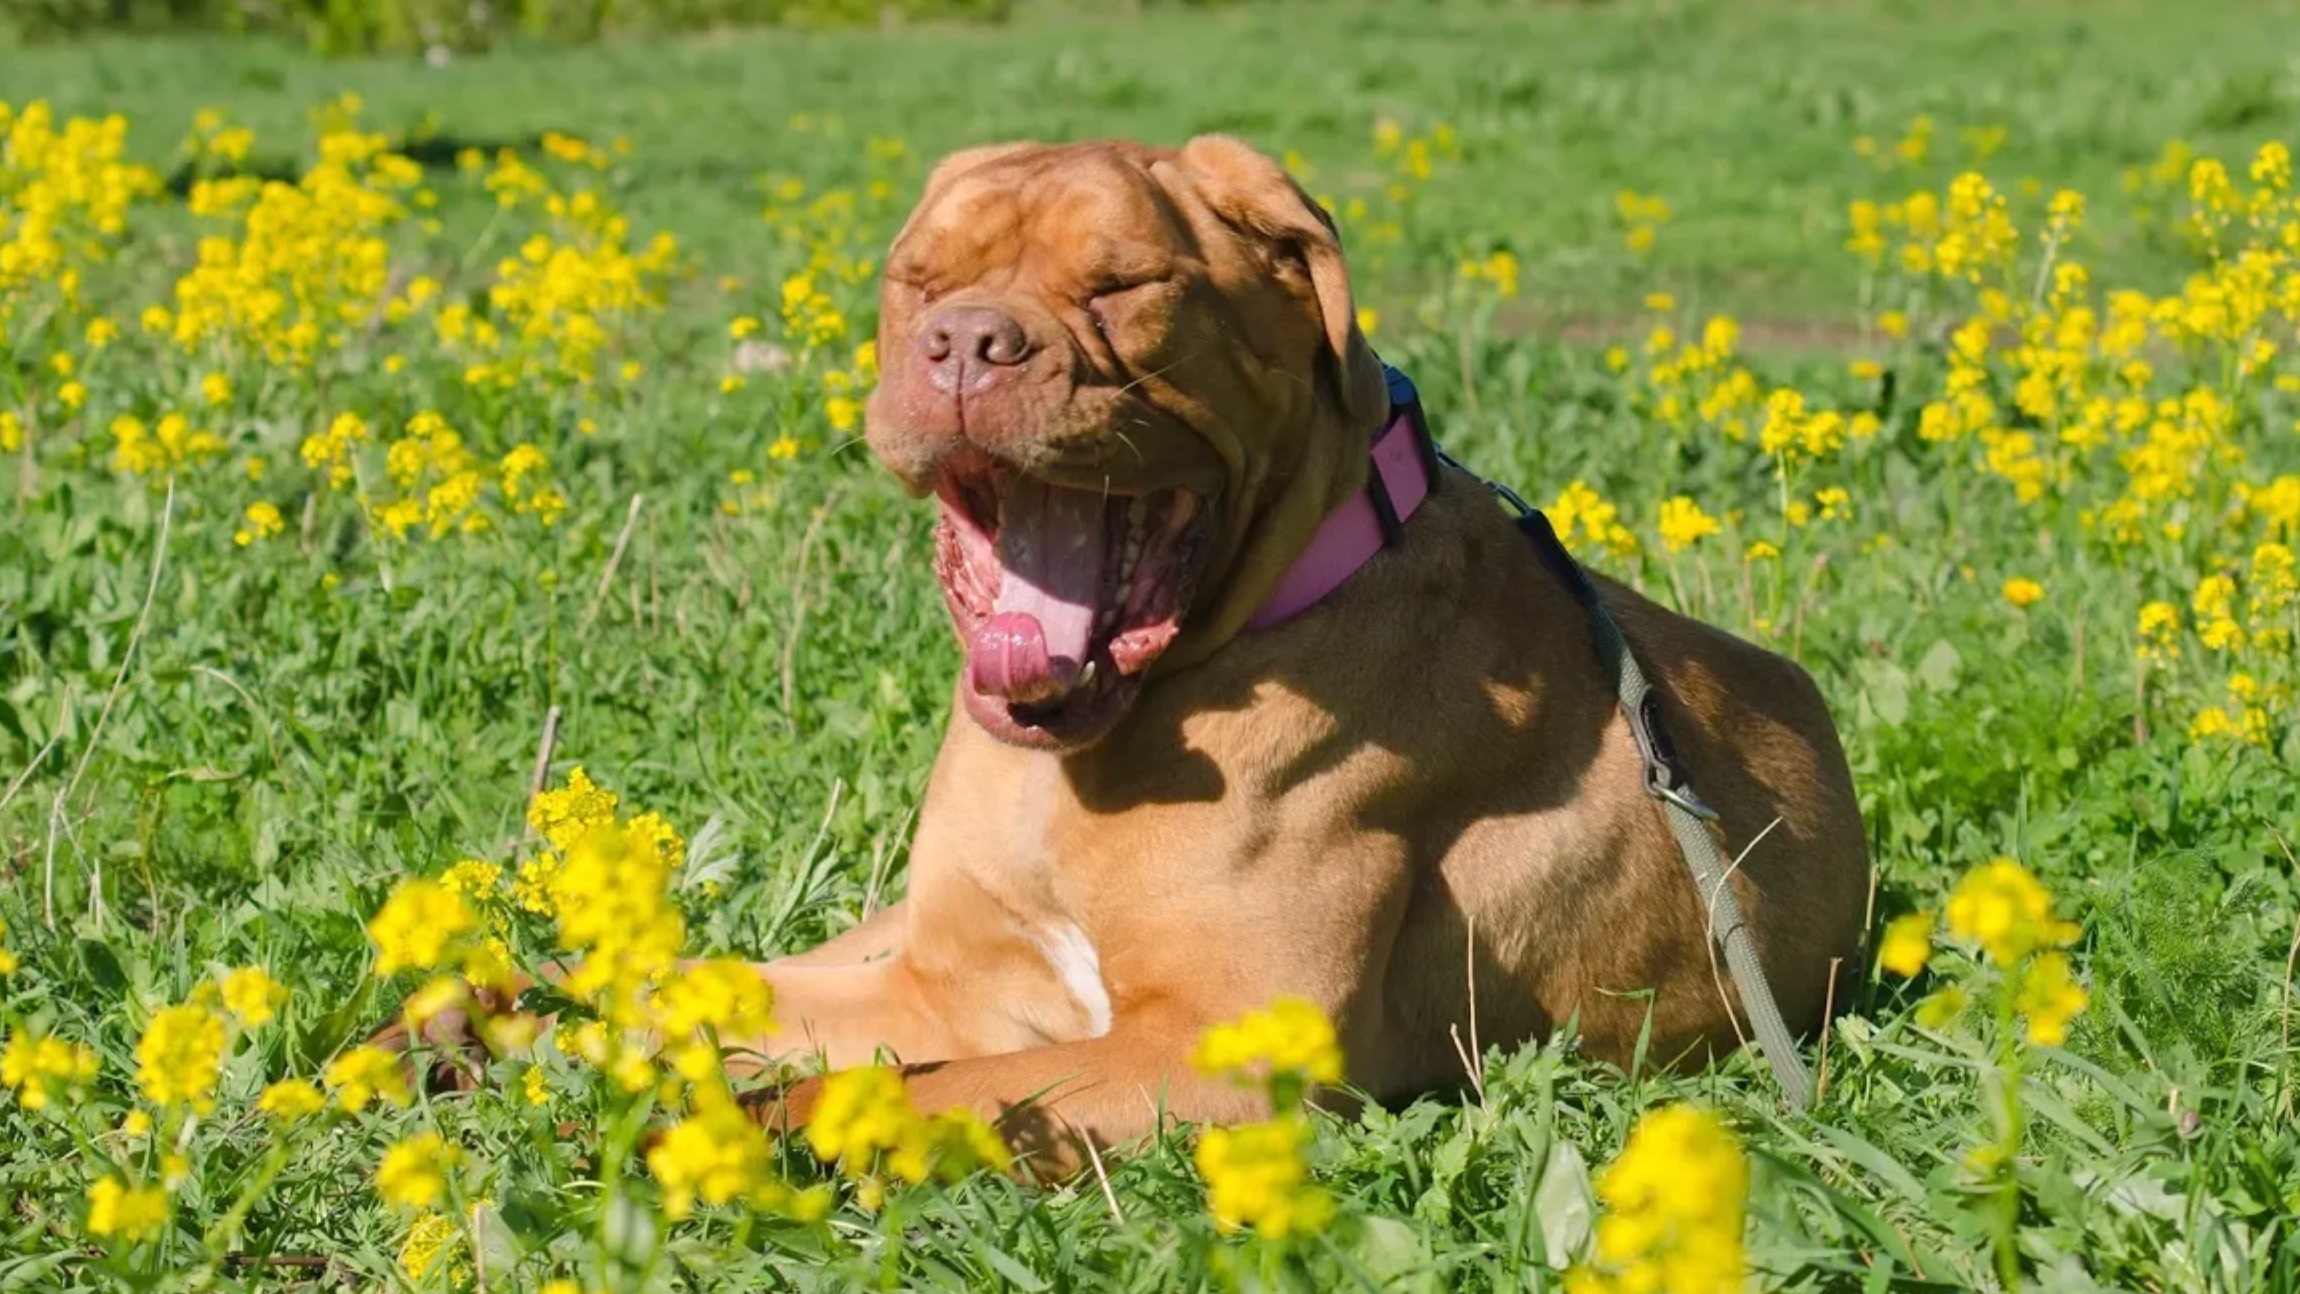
1889, 858, 2089, 1047
1549, 479, 1640, 559
1195, 1116, 1334, 1238
367, 877, 479, 976
297, 409, 570, 541
802, 1065, 1011, 1209
1657, 496, 1723, 553
3, 1029, 100, 1111
376, 1131, 462, 1209
1947, 858, 2080, 966
325, 1043, 413, 1112
134, 1000, 227, 1113
2001, 577, 2046, 609
459, 197, 679, 388
1847, 170, 2017, 280
1188, 997, 1343, 1238
1190, 996, 1345, 1092
1457, 248, 1520, 299
110, 412, 225, 478
1845, 138, 2300, 755
0, 101, 159, 322
1624, 313, 1764, 443
1567, 1105, 1747, 1294
166, 124, 420, 364
1615, 189, 1671, 254
397, 1210, 461, 1282
86, 1176, 171, 1242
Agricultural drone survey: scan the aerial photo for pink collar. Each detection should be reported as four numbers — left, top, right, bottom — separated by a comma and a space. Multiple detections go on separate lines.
1247, 402, 1438, 630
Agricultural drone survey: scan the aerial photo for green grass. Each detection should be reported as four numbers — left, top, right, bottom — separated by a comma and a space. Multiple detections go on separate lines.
4, 0, 2300, 1288
13, 0, 2300, 322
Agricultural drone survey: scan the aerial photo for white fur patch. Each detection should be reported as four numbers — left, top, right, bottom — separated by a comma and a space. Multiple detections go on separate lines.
1032, 922, 1112, 1038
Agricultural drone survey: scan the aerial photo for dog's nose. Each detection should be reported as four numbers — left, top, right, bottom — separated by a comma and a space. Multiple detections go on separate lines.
919, 306, 1032, 381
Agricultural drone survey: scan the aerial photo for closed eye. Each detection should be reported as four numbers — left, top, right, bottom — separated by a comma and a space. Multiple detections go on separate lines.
1082, 278, 1169, 340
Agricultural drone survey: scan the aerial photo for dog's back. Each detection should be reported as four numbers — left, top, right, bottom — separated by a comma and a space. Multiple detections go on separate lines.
1343, 475, 1869, 1093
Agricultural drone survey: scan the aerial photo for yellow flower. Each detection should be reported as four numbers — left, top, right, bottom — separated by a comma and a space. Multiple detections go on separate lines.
1878, 309, 1910, 340
1355, 306, 1378, 336
257, 1078, 326, 1121
1191, 997, 1344, 1092
367, 878, 476, 976
2016, 952, 2088, 1046
523, 1065, 551, 1107
3, 1031, 100, 1111
2001, 578, 2046, 609
402, 976, 467, 1033
121, 1110, 152, 1138
1656, 496, 1721, 553
220, 966, 287, 1027
1196, 1116, 1333, 1238
729, 315, 760, 339
1944, 858, 2079, 966
86, 1177, 170, 1242
1878, 911, 1933, 978
1644, 292, 1677, 312
376, 1131, 461, 1209
648, 1090, 784, 1218
200, 372, 232, 406
234, 500, 286, 546
654, 959, 777, 1040
804, 1065, 1013, 1189
135, 1002, 227, 1112
1746, 540, 1781, 561
1569, 1105, 1746, 1294
324, 1044, 412, 1112
398, 1210, 459, 1280
527, 766, 618, 853
2136, 601, 2181, 660
825, 395, 862, 432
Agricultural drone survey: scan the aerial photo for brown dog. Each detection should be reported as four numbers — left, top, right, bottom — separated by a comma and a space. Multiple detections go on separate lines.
397, 137, 1869, 1162
743, 136, 1869, 1152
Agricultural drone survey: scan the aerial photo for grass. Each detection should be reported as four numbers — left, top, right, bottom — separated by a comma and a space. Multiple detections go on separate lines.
3, 0, 2299, 1288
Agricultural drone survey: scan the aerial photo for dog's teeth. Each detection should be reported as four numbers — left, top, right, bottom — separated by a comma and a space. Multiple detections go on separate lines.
1114, 580, 1132, 606
1078, 660, 1098, 686
1127, 495, 1148, 525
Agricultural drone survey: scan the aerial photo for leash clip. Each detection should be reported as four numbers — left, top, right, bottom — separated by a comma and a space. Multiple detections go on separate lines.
1629, 691, 1720, 821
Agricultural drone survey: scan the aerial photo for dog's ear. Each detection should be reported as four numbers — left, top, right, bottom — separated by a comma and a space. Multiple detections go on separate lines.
1175, 134, 1388, 433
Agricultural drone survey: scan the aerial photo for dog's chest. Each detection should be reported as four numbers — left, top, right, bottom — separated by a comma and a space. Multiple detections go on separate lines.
982, 757, 1117, 1041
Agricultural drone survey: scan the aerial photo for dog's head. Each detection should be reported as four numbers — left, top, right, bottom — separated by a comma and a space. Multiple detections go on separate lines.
866, 136, 1388, 750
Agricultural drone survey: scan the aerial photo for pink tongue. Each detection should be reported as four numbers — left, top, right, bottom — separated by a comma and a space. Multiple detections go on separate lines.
969, 479, 1108, 703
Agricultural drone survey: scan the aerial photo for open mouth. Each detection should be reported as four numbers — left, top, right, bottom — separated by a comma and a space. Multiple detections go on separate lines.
934, 463, 1204, 748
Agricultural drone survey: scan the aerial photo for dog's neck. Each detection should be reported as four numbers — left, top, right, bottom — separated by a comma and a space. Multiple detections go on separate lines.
1245, 375, 1438, 629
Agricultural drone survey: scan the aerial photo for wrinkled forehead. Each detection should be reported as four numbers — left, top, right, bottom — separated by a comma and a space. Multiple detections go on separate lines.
892, 145, 1197, 283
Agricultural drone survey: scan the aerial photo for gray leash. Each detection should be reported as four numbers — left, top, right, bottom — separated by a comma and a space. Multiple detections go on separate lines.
1441, 450, 1816, 1111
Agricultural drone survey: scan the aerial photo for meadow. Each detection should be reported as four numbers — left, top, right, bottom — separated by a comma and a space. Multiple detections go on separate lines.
3, 0, 2299, 1288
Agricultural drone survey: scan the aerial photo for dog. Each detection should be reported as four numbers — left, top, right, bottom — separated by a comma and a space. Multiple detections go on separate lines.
400, 136, 1869, 1168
